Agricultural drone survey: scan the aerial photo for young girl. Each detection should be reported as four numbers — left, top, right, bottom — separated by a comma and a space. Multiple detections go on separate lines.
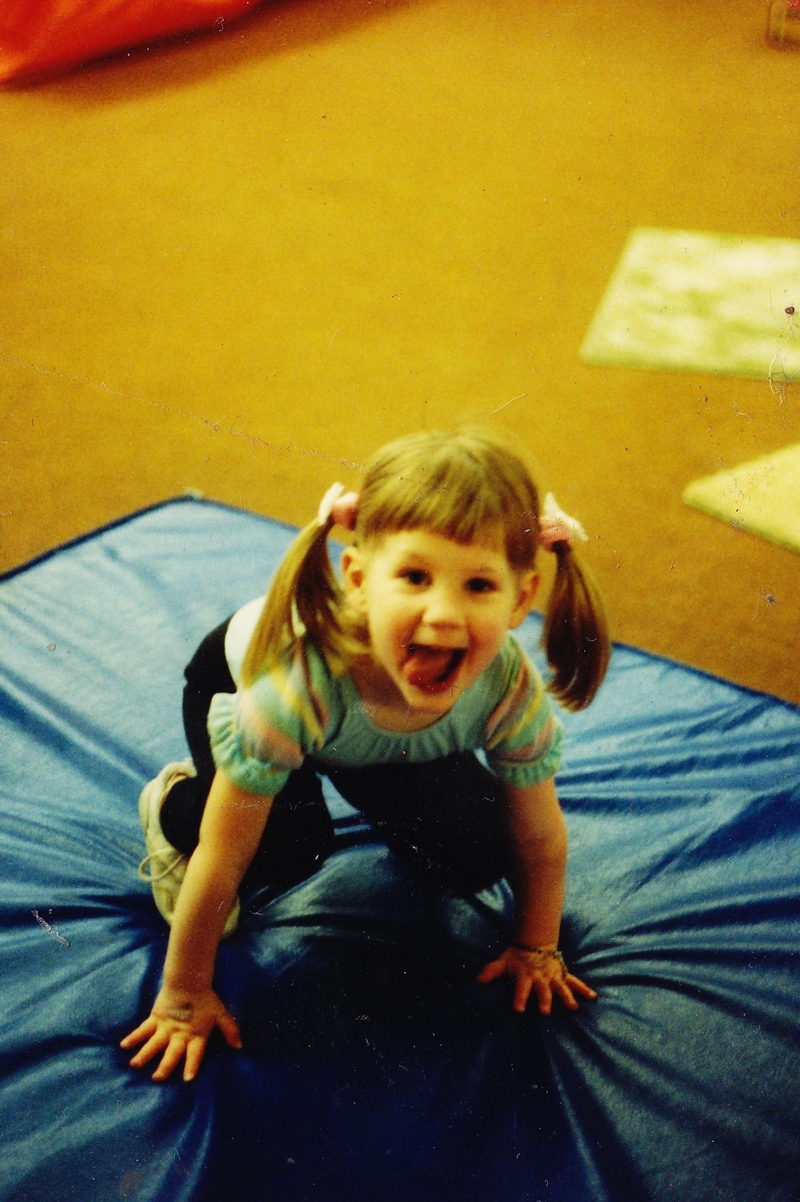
121, 427, 609, 1082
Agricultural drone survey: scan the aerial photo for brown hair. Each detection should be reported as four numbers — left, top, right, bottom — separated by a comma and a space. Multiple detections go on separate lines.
241, 427, 609, 709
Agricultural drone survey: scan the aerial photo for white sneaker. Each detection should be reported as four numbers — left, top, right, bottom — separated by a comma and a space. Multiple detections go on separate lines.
138, 760, 240, 937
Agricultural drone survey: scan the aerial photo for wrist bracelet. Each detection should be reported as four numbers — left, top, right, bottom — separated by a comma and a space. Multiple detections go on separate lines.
511, 944, 567, 971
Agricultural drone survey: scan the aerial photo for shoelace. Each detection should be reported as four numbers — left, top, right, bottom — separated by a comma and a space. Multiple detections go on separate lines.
138, 850, 185, 883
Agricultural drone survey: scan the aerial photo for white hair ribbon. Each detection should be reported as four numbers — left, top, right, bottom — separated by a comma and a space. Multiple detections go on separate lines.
317, 482, 359, 532
538, 492, 588, 551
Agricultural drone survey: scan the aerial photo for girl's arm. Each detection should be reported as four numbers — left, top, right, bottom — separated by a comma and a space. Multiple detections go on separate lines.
477, 777, 597, 1014
121, 770, 274, 1081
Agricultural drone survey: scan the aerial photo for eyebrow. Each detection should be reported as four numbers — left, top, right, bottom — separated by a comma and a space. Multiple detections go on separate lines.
396, 555, 503, 576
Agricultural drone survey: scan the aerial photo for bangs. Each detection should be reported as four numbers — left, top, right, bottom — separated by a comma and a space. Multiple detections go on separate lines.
357, 429, 540, 569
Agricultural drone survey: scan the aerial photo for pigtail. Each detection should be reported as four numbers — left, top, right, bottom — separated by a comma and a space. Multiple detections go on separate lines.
240, 517, 351, 687
543, 545, 610, 711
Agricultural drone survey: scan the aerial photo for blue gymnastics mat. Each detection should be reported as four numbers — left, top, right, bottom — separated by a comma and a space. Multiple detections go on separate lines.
1, 498, 798, 1202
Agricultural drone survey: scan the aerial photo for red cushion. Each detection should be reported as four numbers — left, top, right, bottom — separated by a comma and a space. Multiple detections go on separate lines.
0, 0, 259, 83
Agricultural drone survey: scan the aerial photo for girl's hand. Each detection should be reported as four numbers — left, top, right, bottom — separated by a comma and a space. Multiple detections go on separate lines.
477, 946, 597, 1015
120, 986, 242, 1082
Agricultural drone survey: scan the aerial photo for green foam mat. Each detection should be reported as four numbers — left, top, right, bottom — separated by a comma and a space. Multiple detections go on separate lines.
683, 442, 800, 554
581, 228, 800, 380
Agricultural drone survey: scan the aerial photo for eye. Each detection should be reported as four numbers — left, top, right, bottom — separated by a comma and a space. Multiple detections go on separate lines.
467, 577, 497, 594
400, 568, 428, 586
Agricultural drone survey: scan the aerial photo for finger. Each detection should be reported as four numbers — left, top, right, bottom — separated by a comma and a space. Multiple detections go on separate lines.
183, 1036, 209, 1082
120, 1017, 157, 1049
151, 1036, 190, 1082
512, 974, 535, 1014
551, 978, 579, 1011
530, 976, 554, 1016
477, 957, 507, 984
566, 973, 598, 1000
217, 1009, 243, 1050
128, 1030, 170, 1070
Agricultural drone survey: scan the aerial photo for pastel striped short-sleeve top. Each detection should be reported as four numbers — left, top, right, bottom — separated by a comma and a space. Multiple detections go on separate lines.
208, 596, 562, 797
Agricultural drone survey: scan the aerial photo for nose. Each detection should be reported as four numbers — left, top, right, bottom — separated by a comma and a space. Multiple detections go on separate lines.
421, 582, 464, 630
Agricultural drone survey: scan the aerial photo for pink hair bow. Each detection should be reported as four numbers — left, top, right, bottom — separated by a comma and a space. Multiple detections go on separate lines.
317, 482, 360, 532
538, 492, 588, 552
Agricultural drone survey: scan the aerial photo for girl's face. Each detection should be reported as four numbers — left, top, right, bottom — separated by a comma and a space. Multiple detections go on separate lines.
341, 528, 538, 717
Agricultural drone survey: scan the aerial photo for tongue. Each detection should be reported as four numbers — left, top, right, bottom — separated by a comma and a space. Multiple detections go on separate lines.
404, 647, 459, 690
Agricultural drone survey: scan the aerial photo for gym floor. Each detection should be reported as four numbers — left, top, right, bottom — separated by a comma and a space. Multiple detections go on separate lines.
2, 0, 799, 701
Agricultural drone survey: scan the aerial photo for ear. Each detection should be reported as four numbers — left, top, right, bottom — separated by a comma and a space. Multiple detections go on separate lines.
508, 570, 539, 629
340, 545, 368, 615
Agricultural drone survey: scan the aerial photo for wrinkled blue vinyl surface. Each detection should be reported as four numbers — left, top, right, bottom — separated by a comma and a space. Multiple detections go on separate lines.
1, 498, 798, 1202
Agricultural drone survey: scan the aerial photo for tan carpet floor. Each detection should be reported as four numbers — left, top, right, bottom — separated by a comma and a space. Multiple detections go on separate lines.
2, 0, 799, 701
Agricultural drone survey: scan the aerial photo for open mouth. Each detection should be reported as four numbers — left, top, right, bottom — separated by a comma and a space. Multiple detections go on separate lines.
403, 644, 466, 694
